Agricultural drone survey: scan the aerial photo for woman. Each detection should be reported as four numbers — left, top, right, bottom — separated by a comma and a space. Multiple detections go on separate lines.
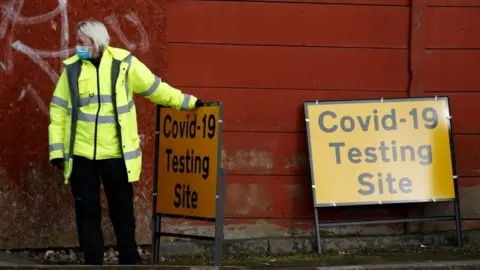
48, 20, 202, 265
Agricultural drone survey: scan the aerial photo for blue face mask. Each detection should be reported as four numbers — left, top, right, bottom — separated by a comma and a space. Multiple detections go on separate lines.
76, 46, 92, 60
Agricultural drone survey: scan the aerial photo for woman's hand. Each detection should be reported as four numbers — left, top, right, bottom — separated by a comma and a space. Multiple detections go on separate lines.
51, 158, 64, 170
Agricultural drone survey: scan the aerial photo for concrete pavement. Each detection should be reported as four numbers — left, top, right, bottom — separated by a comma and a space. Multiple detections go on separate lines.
3, 251, 480, 269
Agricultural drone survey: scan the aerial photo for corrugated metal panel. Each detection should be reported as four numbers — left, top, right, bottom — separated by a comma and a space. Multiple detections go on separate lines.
165, 0, 410, 234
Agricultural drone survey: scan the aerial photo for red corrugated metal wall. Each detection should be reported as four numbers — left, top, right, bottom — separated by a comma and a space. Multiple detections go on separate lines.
1, 0, 480, 249
421, 0, 480, 179
164, 0, 412, 237
408, 0, 480, 231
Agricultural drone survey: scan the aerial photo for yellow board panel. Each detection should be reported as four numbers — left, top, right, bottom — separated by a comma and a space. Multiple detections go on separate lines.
304, 97, 456, 207
156, 105, 221, 218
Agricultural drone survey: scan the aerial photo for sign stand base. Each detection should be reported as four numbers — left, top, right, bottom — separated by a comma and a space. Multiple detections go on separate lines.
313, 194, 463, 254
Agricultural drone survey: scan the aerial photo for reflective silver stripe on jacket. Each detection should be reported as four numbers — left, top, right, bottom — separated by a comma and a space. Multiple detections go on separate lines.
124, 55, 133, 101
181, 94, 191, 110
79, 95, 113, 107
123, 54, 162, 98
124, 147, 141, 160
78, 112, 116, 123
49, 143, 63, 152
117, 99, 135, 114
65, 99, 135, 122
139, 76, 161, 97
51, 96, 68, 108
52, 95, 123, 109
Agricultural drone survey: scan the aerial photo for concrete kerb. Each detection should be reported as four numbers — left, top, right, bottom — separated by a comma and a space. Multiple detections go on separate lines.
5, 231, 480, 269
152, 231, 464, 257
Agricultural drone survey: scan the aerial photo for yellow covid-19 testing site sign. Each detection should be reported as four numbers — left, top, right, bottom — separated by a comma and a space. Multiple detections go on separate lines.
155, 105, 221, 218
304, 97, 456, 207
151, 103, 225, 266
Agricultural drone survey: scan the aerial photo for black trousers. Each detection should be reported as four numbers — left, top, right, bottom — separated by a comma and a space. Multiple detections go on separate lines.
69, 155, 141, 265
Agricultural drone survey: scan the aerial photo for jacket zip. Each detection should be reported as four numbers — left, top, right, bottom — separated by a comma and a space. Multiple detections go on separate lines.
93, 66, 101, 160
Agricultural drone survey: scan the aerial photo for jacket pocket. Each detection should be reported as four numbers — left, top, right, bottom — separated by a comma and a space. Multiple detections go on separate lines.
77, 74, 95, 107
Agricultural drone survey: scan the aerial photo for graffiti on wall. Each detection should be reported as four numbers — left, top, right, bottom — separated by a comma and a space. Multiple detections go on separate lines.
0, 0, 150, 115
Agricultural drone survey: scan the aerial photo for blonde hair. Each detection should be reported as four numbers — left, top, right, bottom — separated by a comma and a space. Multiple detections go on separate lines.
77, 20, 110, 52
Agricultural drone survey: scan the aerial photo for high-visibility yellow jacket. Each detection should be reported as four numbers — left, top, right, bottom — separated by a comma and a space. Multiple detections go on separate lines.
48, 46, 198, 184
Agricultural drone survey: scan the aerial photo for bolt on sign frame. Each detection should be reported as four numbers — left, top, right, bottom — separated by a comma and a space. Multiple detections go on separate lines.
304, 96, 462, 254
151, 102, 225, 266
